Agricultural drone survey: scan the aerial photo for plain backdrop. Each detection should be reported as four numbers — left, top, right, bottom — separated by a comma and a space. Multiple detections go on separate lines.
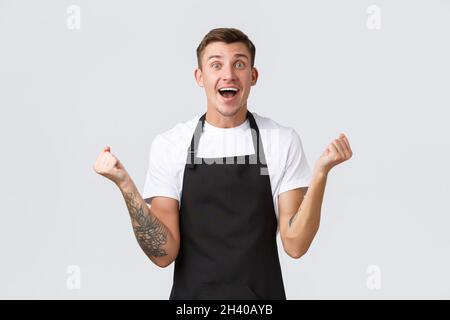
0, 0, 449, 299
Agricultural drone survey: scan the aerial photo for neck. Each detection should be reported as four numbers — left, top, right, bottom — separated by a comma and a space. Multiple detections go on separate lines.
205, 105, 248, 128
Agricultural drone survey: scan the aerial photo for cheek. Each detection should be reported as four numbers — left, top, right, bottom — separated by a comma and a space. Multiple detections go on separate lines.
240, 72, 253, 84
204, 83, 217, 96
203, 76, 217, 90
208, 85, 217, 94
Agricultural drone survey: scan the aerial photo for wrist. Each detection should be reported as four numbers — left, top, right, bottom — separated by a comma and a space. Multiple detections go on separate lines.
313, 165, 329, 177
117, 175, 134, 192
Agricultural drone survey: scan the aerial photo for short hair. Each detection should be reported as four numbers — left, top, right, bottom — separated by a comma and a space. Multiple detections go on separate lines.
196, 28, 256, 70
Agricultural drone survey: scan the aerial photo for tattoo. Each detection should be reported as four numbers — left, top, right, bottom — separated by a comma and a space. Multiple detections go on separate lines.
123, 192, 168, 257
289, 212, 299, 228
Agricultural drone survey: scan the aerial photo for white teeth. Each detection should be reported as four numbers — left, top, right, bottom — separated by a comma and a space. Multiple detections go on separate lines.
219, 87, 239, 92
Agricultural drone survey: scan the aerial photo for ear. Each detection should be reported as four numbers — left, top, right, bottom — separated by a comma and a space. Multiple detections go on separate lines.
251, 67, 259, 86
194, 68, 204, 87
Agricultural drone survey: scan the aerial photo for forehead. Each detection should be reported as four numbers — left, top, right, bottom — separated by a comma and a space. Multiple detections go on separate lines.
202, 41, 251, 60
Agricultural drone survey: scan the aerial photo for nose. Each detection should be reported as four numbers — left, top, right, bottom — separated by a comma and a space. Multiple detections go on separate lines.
221, 63, 237, 81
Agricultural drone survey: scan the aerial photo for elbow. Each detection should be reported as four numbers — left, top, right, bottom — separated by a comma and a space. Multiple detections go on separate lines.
154, 257, 175, 268
156, 261, 172, 268
153, 250, 178, 268
285, 244, 309, 260
283, 224, 319, 260
287, 249, 306, 260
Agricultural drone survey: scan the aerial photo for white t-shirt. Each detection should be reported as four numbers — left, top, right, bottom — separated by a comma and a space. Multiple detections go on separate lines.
142, 112, 313, 230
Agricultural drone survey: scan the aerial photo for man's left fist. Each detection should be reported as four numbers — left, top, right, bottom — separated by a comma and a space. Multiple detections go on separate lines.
315, 133, 353, 174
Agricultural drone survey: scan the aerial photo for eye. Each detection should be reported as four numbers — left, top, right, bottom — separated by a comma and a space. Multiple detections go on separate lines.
211, 62, 221, 70
235, 61, 245, 69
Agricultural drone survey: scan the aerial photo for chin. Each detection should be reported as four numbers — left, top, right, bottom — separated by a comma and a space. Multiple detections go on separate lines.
216, 103, 242, 117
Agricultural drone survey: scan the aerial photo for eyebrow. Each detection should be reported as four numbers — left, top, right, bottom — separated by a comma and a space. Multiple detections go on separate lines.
207, 53, 249, 61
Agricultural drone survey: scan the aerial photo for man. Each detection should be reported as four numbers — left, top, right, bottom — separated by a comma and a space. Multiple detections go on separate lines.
93, 28, 352, 300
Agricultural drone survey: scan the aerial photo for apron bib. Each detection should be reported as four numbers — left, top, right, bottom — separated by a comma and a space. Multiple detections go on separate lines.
169, 110, 286, 300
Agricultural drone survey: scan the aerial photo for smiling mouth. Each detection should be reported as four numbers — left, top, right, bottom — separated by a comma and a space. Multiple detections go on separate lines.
218, 87, 239, 99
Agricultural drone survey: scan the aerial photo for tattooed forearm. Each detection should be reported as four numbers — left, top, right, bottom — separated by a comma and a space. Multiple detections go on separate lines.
123, 192, 168, 258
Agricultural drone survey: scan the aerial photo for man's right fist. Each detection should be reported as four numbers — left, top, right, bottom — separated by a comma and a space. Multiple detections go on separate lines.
93, 146, 129, 186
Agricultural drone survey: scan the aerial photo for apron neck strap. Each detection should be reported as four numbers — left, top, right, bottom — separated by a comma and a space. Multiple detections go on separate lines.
187, 110, 264, 168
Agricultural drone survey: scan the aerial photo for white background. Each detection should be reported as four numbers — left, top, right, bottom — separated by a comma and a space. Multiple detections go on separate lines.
0, 0, 449, 299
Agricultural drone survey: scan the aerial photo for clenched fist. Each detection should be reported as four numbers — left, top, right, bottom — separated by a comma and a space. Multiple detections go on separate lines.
93, 146, 130, 187
315, 133, 353, 174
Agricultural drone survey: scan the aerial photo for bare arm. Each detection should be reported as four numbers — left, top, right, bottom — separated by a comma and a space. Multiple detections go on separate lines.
93, 145, 179, 268
279, 170, 327, 259
118, 178, 180, 268
279, 133, 352, 259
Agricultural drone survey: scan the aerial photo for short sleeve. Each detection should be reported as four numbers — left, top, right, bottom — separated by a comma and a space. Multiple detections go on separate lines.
141, 134, 179, 206
278, 129, 313, 195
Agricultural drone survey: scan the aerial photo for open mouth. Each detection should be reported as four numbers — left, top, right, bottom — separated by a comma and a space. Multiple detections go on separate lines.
218, 87, 239, 99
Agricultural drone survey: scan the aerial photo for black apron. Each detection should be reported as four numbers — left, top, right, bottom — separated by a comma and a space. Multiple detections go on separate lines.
169, 110, 286, 300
